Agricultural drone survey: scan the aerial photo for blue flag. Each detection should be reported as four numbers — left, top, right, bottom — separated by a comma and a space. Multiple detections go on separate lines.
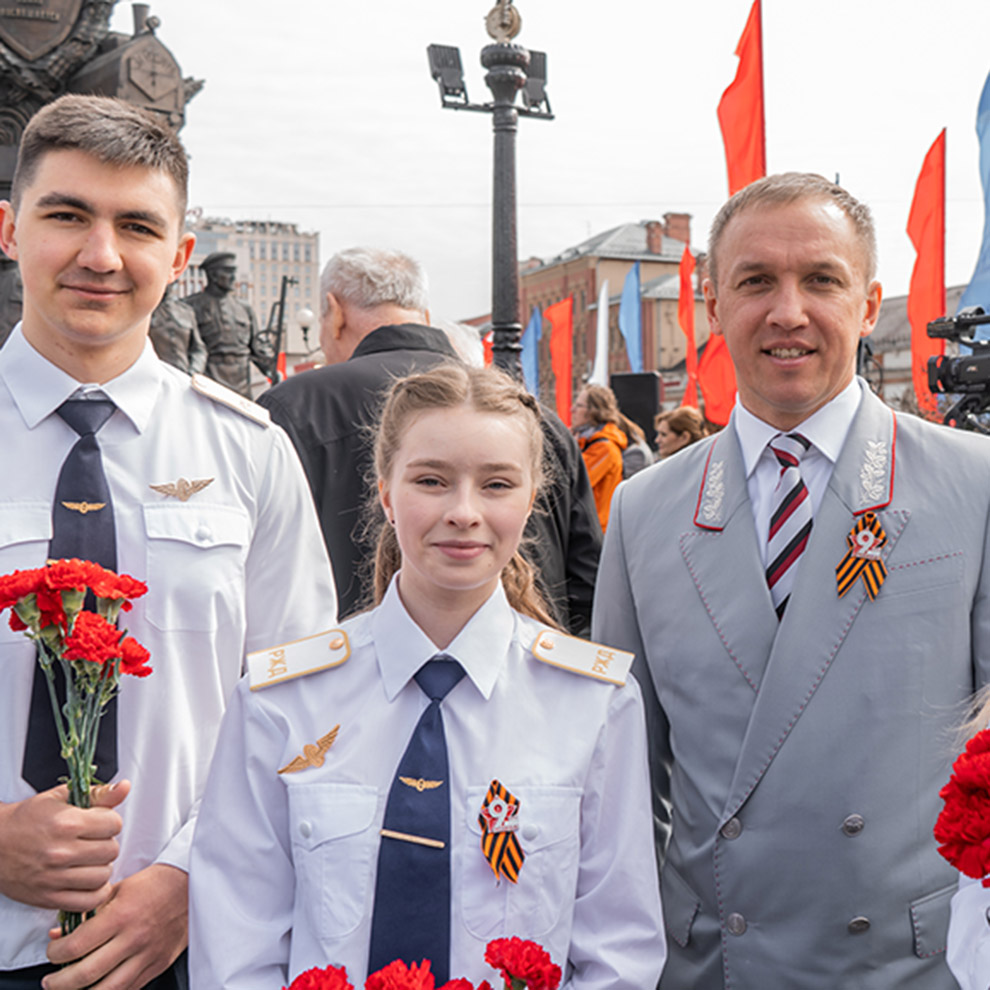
619, 262, 642, 373
521, 305, 541, 395
959, 69, 990, 333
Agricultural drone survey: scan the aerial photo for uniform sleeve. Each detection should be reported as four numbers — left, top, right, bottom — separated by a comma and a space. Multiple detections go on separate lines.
565, 677, 666, 990
948, 874, 990, 990
188, 678, 295, 989
187, 317, 208, 376
243, 426, 338, 653
592, 483, 673, 858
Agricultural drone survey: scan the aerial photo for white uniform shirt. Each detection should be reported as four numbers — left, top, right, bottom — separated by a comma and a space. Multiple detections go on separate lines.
734, 377, 861, 565
188, 578, 665, 990
948, 874, 990, 990
0, 327, 338, 969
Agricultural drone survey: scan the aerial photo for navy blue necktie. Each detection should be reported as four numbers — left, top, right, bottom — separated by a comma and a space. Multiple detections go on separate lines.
22, 397, 119, 792
367, 655, 465, 983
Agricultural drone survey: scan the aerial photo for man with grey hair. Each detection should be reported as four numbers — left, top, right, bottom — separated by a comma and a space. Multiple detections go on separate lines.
593, 172, 990, 987
260, 247, 602, 630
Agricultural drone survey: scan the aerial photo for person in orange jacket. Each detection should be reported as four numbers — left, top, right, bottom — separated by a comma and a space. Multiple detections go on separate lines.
572, 384, 628, 533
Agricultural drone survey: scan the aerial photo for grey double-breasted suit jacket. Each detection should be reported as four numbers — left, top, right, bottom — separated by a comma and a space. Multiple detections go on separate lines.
593, 382, 990, 989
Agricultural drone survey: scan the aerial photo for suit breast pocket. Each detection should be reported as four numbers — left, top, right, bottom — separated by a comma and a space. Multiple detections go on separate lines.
880, 551, 963, 603
459, 785, 581, 940
142, 503, 250, 632
289, 782, 379, 940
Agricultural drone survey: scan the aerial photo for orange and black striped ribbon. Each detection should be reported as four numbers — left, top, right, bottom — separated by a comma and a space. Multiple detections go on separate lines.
479, 779, 525, 883
836, 511, 888, 600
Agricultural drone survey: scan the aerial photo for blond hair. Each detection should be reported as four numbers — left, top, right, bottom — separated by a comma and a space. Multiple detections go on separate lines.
707, 172, 877, 288
371, 363, 558, 627
579, 384, 621, 427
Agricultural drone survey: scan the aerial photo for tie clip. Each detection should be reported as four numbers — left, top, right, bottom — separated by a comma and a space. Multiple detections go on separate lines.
380, 828, 444, 849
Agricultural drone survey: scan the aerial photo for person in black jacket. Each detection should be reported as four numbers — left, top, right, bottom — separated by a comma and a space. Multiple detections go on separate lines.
258, 247, 601, 633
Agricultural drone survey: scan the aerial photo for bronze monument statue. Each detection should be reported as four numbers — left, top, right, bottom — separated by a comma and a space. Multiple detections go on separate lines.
149, 282, 206, 374
185, 252, 274, 397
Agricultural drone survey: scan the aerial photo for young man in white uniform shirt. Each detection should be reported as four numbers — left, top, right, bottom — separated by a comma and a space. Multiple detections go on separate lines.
593, 173, 990, 988
0, 96, 336, 990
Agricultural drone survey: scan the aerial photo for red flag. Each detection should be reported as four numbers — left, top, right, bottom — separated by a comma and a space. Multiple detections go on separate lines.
482, 330, 494, 367
276, 351, 287, 379
545, 297, 574, 426
717, 0, 766, 196
697, 333, 737, 426
907, 128, 946, 417
678, 246, 699, 408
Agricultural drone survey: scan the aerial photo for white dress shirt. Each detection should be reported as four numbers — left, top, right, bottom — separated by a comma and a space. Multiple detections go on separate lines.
0, 327, 337, 969
188, 577, 665, 990
733, 378, 862, 565
948, 874, 990, 990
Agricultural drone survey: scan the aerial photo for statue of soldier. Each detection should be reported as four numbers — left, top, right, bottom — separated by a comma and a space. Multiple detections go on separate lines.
149, 282, 207, 374
185, 251, 273, 397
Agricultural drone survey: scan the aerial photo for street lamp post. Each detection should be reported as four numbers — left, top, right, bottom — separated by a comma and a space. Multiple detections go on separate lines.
428, 2, 553, 380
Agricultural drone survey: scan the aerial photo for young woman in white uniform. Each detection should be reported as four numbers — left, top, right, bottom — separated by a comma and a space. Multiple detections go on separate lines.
188, 364, 665, 989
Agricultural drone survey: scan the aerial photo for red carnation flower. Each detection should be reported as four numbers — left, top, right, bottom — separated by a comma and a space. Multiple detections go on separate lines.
34, 583, 68, 630
8, 610, 27, 631
283, 964, 353, 990
484, 939, 561, 990
438, 981, 492, 990
936, 728, 990, 887
0, 567, 44, 610
119, 635, 152, 677
365, 959, 435, 990
63, 611, 122, 667
43, 559, 97, 593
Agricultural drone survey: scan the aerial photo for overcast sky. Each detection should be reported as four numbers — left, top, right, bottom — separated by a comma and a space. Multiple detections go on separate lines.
111, 0, 990, 322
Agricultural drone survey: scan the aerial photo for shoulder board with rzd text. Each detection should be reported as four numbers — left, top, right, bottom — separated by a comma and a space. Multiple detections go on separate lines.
191, 374, 271, 427
530, 630, 633, 685
249, 629, 350, 690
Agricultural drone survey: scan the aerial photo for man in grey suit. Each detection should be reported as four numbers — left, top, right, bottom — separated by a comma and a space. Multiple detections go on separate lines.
593, 172, 990, 988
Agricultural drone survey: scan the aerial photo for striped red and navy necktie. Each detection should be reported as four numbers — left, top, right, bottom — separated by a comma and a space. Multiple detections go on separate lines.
765, 433, 812, 620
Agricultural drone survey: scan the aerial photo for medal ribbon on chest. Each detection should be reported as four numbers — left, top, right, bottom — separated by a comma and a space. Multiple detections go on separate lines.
479, 779, 525, 883
836, 511, 888, 600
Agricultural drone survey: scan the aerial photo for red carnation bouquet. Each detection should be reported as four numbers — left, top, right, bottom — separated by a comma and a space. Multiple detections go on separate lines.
935, 728, 990, 887
0, 558, 150, 932
284, 938, 559, 990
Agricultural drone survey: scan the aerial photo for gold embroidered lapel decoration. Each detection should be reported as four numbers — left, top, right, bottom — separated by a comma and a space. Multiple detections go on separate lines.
836, 512, 888, 600
149, 477, 214, 501
277, 724, 340, 774
479, 779, 525, 883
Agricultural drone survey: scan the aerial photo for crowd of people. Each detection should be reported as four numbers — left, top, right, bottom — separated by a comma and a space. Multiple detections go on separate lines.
2, 94, 990, 990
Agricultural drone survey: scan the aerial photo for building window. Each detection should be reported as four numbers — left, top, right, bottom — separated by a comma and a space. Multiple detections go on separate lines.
293, 243, 300, 262
249, 242, 255, 260
282, 243, 290, 261
259, 243, 266, 260
304, 244, 312, 262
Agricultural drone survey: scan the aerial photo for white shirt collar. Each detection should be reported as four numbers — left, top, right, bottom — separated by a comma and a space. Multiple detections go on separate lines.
734, 377, 862, 478
0, 324, 164, 433
370, 574, 515, 703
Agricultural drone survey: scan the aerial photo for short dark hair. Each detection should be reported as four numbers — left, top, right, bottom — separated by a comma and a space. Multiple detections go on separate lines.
11, 94, 189, 218
707, 172, 877, 288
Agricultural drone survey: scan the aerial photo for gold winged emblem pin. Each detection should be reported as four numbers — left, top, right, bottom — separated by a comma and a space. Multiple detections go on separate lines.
400, 777, 443, 792
148, 477, 214, 502
62, 501, 106, 514
277, 724, 340, 775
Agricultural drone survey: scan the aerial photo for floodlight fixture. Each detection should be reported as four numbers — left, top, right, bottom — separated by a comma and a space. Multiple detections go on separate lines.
427, 44, 471, 108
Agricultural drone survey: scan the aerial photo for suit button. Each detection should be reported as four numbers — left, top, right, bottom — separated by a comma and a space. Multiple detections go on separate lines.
985, 906, 990, 928
841, 814, 865, 836
726, 913, 747, 936
299, 820, 313, 838
847, 916, 870, 935
721, 817, 742, 840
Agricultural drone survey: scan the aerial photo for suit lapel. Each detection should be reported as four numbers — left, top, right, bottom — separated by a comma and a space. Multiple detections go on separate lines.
681, 417, 778, 693
721, 387, 906, 820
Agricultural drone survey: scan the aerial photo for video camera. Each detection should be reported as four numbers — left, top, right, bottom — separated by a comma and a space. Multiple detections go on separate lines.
927, 306, 990, 431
